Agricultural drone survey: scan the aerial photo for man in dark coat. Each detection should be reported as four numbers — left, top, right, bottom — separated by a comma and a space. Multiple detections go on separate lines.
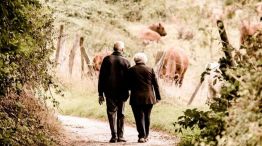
98, 41, 130, 143
128, 52, 161, 143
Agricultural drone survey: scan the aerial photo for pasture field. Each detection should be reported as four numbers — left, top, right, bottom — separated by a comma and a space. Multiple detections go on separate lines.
49, 0, 261, 143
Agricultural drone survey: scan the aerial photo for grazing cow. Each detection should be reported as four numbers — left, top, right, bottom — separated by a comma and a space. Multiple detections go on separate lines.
140, 22, 167, 44
156, 47, 189, 87
238, 19, 262, 61
239, 20, 262, 44
92, 52, 111, 72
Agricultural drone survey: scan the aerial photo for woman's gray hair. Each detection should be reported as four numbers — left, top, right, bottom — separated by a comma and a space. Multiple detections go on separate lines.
134, 52, 148, 64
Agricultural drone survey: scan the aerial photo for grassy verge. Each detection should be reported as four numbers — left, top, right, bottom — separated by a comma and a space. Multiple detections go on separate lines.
0, 93, 60, 145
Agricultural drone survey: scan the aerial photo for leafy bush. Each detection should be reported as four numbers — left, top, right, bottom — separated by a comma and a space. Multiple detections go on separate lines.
175, 99, 227, 145
174, 2, 262, 143
217, 28, 262, 146
0, 0, 60, 145
0, 0, 54, 96
0, 93, 59, 145
175, 28, 262, 145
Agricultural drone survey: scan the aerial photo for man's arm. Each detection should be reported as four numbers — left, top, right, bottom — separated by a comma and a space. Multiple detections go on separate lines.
98, 57, 108, 97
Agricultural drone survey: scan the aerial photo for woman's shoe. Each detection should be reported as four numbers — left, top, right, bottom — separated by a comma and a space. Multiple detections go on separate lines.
138, 138, 146, 143
109, 137, 117, 143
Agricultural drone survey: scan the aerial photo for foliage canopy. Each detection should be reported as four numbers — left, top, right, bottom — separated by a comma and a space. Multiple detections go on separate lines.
0, 0, 54, 96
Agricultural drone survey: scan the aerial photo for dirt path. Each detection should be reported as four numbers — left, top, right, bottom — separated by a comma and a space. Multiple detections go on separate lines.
58, 115, 179, 146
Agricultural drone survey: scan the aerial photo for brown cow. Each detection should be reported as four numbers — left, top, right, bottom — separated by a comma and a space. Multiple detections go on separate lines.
256, 2, 262, 17
156, 47, 189, 87
140, 22, 167, 44
92, 51, 111, 72
239, 20, 262, 44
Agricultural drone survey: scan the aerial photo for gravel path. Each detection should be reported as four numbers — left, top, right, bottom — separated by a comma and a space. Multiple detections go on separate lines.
58, 115, 179, 146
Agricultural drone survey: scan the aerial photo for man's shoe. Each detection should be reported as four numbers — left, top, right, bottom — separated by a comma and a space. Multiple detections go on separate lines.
138, 138, 146, 143
117, 138, 127, 142
109, 137, 117, 143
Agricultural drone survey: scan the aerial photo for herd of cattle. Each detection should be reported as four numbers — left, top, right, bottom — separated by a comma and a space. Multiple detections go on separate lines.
92, 19, 261, 80
57, 3, 262, 104
90, 18, 261, 104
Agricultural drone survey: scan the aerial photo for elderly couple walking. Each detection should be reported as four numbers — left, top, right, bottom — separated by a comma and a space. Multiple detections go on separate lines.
98, 41, 161, 143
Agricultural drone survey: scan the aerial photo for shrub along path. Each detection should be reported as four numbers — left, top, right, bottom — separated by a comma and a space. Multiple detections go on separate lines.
58, 115, 178, 146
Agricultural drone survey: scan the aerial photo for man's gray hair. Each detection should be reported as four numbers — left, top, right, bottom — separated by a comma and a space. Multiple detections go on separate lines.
134, 52, 148, 64
113, 41, 125, 52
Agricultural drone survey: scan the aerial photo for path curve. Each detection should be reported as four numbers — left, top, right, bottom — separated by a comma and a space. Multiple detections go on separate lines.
58, 115, 179, 146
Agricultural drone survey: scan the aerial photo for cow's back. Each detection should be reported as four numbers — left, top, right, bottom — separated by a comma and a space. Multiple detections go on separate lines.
139, 22, 167, 43
158, 47, 189, 86
140, 29, 161, 42
240, 20, 262, 44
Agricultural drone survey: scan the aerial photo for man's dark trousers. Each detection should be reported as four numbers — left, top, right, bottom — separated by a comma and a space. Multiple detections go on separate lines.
131, 104, 153, 138
106, 97, 125, 139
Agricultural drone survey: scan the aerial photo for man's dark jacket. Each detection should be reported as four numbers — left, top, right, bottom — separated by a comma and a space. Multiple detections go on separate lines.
98, 51, 130, 101
128, 63, 161, 105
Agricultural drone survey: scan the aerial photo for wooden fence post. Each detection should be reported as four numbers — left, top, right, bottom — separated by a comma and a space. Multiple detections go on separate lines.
216, 20, 234, 65
188, 20, 234, 105
55, 25, 64, 63
68, 34, 79, 75
80, 37, 91, 78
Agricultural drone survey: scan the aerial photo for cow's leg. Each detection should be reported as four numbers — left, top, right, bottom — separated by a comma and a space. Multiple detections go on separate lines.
173, 74, 180, 86
161, 58, 168, 81
178, 79, 183, 87
178, 70, 186, 87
